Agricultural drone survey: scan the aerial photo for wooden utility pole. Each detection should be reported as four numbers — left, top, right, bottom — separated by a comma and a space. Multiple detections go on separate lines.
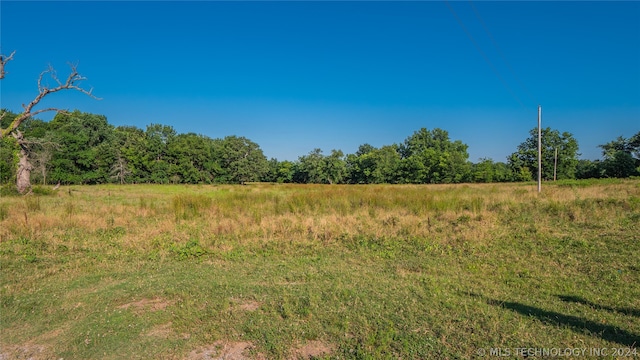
538, 105, 542, 193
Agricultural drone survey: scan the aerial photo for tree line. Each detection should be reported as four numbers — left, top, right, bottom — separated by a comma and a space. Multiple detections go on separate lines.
1, 109, 638, 188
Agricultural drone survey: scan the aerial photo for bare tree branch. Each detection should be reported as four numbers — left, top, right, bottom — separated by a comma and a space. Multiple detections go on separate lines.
1, 55, 101, 139
0, 51, 16, 79
1, 51, 100, 193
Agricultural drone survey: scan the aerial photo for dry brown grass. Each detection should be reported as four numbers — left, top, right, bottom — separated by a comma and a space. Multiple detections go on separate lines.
1, 181, 637, 254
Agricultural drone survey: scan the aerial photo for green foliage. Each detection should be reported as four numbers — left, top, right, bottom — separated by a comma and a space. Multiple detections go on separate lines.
576, 159, 604, 179
347, 145, 401, 184
293, 148, 348, 184
211, 135, 268, 184
263, 159, 295, 183
0, 184, 20, 196
295, 148, 330, 184
167, 133, 217, 184
31, 186, 55, 196
596, 132, 640, 178
0, 136, 19, 184
48, 110, 116, 184
599, 132, 640, 160
170, 239, 207, 259
576, 132, 640, 179
5, 106, 634, 187
509, 127, 580, 180
603, 151, 638, 178
324, 149, 347, 184
113, 126, 147, 182
397, 128, 471, 184
471, 158, 514, 183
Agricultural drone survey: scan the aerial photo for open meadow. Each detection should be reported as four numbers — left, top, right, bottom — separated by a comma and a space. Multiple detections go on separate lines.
1, 180, 639, 359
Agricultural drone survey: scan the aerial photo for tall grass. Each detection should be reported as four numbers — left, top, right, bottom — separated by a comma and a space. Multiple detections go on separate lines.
1, 181, 638, 255
172, 194, 213, 220
0, 180, 638, 359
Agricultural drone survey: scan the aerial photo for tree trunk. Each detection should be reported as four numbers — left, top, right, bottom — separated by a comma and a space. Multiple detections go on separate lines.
13, 131, 32, 194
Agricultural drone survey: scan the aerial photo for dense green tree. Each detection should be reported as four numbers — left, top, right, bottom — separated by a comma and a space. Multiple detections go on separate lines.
472, 158, 495, 183
493, 161, 513, 182
114, 126, 148, 183
597, 131, 640, 178
9, 105, 636, 186
325, 150, 347, 184
0, 136, 18, 184
294, 148, 347, 184
211, 136, 268, 184
346, 145, 401, 184
0, 109, 16, 130
143, 124, 176, 183
397, 128, 470, 183
355, 143, 376, 157
167, 133, 219, 184
0, 110, 19, 184
599, 133, 640, 160
263, 158, 295, 183
294, 148, 326, 184
472, 158, 515, 183
370, 146, 402, 183
346, 144, 375, 184
48, 111, 115, 184
575, 159, 602, 179
276, 160, 295, 183
509, 127, 579, 181
18, 118, 50, 139
602, 151, 638, 178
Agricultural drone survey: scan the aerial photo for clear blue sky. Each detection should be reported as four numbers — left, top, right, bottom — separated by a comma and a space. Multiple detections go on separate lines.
2, 1, 639, 162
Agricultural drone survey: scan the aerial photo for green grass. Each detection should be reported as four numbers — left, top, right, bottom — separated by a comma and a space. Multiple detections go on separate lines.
1, 180, 639, 359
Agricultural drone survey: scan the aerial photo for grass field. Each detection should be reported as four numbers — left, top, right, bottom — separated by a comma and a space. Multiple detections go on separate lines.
1, 180, 639, 359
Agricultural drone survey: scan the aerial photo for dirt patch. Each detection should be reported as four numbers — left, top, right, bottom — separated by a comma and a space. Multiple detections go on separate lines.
0, 344, 50, 360
145, 322, 174, 338
117, 297, 172, 313
235, 300, 261, 312
0, 325, 70, 360
289, 340, 334, 359
185, 341, 265, 360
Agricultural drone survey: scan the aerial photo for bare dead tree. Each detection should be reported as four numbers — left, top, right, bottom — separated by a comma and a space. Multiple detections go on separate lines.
11, 130, 33, 194
0, 51, 15, 79
110, 155, 131, 185
29, 137, 61, 185
0, 51, 100, 193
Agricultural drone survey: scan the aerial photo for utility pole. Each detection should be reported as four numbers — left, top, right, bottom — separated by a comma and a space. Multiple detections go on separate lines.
538, 105, 542, 193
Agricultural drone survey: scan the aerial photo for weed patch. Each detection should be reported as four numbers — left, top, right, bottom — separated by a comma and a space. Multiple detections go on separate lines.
170, 238, 207, 260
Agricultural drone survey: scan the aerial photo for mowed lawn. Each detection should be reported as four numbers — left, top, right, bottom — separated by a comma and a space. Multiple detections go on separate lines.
1, 181, 639, 359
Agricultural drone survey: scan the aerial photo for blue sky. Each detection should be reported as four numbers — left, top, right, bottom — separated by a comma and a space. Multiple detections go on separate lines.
1, 1, 639, 162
